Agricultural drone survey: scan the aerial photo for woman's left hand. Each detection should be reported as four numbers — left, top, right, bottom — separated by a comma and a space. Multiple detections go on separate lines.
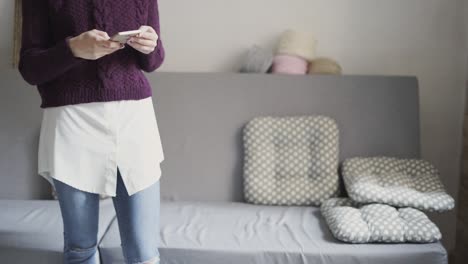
127, 25, 159, 54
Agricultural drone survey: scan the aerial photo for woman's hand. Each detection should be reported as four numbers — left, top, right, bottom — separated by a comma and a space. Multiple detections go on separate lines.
127, 25, 159, 54
68, 29, 124, 60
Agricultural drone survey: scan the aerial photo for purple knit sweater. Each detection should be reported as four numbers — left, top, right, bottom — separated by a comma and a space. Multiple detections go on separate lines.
19, 0, 165, 108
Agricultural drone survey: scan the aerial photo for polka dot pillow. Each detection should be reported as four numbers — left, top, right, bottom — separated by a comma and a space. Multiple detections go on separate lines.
342, 157, 454, 212
321, 198, 442, 243
243, 115, 340, 206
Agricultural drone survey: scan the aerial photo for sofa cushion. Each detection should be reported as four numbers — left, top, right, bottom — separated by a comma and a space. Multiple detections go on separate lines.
342, 157, 455, 212
321, 198, 442, 243
243, 115, 340, 205
0, 199, 116, 264
98, 201, 447, 264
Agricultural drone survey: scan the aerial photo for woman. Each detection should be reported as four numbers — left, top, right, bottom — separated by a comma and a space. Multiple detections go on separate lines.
18, 1, 165, 263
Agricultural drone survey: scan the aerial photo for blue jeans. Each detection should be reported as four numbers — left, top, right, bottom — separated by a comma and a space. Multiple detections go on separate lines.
52, 167, 161, 264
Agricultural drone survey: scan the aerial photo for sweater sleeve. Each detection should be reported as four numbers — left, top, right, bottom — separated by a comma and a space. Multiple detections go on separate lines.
18, 0, 84, 86
135, 0, 166, 72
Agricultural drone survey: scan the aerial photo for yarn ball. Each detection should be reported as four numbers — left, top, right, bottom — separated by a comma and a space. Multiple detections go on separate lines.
239, 45, 274, 73
271, 54, 308, 75
276, 29, 317, 61
308, 57, 342, 75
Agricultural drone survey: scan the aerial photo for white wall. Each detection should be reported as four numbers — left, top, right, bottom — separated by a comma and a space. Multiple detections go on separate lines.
1, 0, 467, 252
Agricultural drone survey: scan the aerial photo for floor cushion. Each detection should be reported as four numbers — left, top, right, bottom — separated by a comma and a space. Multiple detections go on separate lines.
321, 198, 442, 243
243, 115, 340, 206
342, 157, 455, 212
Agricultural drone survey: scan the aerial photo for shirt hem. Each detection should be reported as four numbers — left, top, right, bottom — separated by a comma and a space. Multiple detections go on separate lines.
123, 160, 163, 197
39, 170, 116, 198
39, 160, 163, 198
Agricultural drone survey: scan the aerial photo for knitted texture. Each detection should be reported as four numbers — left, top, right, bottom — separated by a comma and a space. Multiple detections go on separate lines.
19, 0, 165, 108
271, 54, 308, 75
276, 29, 316, 61
309, 57, 342, 75
239, 45, 274, 73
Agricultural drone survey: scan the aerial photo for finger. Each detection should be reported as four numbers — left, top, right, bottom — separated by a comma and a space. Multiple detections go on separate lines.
105, 46, 123, 54
94, 30, 110, 40
136, 31, 158, 41
92, 31, 109, 41
97, 45, 121, 51
139, 25, 156, 33
92, 46, 123, 59
127, 41, 154, 53
95, 45, 122, 56
129, 37, 155, 47
98, 40, 122, 49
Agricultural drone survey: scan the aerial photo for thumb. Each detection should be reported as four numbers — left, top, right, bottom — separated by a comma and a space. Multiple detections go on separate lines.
94, 30, 110, 40
139, 25, 155, 33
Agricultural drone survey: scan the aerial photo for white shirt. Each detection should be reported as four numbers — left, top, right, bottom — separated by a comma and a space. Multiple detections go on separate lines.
38, 97, 165, 197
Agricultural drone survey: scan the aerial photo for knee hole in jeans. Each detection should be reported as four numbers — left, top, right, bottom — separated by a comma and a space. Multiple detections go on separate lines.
66, 242, 98, 253
130, 255, 160, 264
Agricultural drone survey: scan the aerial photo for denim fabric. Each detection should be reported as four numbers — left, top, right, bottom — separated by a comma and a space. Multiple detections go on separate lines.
53, 167, 160, 264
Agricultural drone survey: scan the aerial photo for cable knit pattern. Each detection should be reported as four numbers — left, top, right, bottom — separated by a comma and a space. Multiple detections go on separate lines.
136, 0, 149, 25
19, 0, 165, 108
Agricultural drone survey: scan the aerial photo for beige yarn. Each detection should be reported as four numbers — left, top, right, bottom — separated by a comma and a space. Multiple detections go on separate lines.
276, 29, 317, 61
308, 57, 342, 75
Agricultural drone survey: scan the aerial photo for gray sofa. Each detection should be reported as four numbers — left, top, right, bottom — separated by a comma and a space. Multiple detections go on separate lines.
0, 73, 447, 264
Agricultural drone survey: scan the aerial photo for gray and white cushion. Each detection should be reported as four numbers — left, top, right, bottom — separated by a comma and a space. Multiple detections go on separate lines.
342, 157, 454, 212
321, 198, 442, 243
243, 115, 339, 206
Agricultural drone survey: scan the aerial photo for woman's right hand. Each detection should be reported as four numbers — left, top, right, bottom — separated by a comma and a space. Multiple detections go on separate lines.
68, 29, 124, 60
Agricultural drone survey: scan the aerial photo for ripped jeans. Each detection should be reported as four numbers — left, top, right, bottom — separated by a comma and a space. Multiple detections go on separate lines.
52, 167, 161, 264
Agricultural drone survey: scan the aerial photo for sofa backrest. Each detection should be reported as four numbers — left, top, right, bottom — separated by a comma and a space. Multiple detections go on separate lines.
0, 72, 420, 201
147, 73, 420, 202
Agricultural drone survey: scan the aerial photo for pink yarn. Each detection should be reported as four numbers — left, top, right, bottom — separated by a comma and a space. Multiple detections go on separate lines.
272, 54, 308, 75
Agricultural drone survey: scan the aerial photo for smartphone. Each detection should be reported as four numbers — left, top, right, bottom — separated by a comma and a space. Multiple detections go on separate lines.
110, 29, 142, 44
